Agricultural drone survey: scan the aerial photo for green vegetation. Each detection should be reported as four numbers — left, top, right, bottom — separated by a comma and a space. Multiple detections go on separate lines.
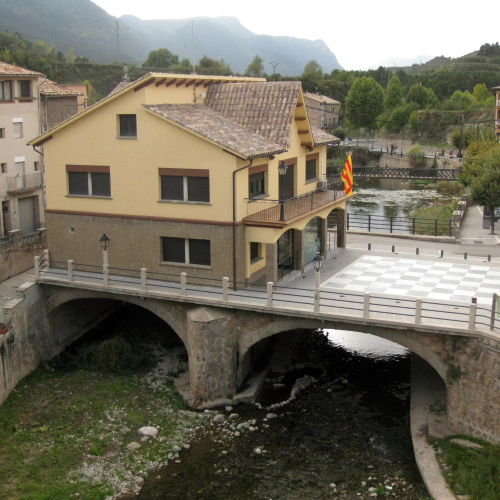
406, 144, 427, 168
245, 54, 265, 77
345, 76, 384, 128
433, 436, 500, 500
0, 308, 203, 500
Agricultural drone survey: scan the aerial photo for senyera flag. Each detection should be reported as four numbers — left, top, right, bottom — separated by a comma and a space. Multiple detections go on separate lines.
341, 152, 353, 195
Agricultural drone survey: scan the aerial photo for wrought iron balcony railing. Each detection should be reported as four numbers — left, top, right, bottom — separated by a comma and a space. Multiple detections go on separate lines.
244, 180, 344, 223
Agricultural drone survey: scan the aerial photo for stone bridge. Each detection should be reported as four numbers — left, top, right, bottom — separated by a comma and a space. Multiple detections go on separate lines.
2, 268, 500, 444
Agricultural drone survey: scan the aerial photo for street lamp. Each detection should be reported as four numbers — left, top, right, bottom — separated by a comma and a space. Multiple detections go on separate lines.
312, 251, 323, 272
99, 233, 110, 266
312, 252, 324, 313
278, 161, 288, 221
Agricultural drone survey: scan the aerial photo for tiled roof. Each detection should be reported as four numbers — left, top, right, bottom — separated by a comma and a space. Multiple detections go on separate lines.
110, 81, 134, 95
304, 93, 340, 105
38, 77, 83, 96
0, 61, 43, 77
143, 103, 286, 159
205, 81, 301, 149
311, 127, 340, 146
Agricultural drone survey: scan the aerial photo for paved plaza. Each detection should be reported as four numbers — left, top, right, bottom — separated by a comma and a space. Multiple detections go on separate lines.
322, 255, 500, 305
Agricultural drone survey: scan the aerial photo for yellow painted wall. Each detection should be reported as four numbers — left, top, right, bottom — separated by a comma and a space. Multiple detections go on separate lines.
248, 241, 266, 276
43, 88, 237, 222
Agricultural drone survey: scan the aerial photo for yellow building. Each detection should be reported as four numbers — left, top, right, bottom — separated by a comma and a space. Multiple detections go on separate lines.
30, 73, 349, 285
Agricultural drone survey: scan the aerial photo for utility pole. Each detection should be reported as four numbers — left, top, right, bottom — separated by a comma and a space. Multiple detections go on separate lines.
269, 62, 280, 76
458, 115, 465, 158
114, 20, 120, 63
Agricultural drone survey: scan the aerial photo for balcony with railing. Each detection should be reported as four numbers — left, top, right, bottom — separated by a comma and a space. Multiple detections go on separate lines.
244, 179, 345, 226
6, 172, 43, 194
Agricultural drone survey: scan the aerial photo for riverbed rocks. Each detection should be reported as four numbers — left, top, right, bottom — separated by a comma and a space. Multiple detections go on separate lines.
127, 442, 141, 451
212, 414, 225, 424
138, 426, 158, 437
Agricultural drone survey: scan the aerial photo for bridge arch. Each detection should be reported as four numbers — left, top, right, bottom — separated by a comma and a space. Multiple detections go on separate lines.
237, 317, 449, 383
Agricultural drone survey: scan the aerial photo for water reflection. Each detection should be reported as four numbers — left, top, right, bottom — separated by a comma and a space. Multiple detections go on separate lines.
325, 329, 409, 360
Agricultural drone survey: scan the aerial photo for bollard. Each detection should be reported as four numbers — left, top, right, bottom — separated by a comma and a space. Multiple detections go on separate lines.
34, 256, 40, 278
416, 248, 419, 255
488, 255, 491, 262
440, 250, 444, 258
267, 282, 274, 308
464, 252, 467, 260
491, 293, 497, 331
468, 303, 477, 330
415, 299, 422, 325
368, 243, 371, 251
180, 272, 187, 296
68, 260, 74, 282
141, 268, 147, 291
392, 245, 395, 253
222, 277, 229, 301
103, 264, 109, 286
363, 293, 370, 319
314, 272, 321, 313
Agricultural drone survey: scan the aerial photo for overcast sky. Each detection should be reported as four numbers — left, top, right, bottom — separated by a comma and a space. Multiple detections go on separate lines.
91, 0, 497, 70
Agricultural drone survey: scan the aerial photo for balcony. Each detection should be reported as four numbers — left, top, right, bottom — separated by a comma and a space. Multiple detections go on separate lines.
6, 172, 43, 194
244, 179, 345, 226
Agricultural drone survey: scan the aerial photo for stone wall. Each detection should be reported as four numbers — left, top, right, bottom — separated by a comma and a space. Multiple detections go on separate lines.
0, 229, 46, 283
40, 96, 78, 131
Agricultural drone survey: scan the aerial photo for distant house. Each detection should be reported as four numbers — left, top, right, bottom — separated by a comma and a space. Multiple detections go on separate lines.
0, 62, 44, 238
304, 93, 340, 132
30, 73, 347, 286
62, 83, 89, 113
38, 78, 83, 132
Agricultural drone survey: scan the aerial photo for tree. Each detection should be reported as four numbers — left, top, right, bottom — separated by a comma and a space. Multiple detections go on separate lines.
461, 141, 500, 234
301, 60, 323, 92
195, 56, 232, 76
142, 48, 179, 69
407, 84, 432, 109
406, 144, 426, 168
344, 76, 384, 128
66, 47, 75, 64
245, 55, 265, 78
472, 83, 491, 103
384, 75, 403, 110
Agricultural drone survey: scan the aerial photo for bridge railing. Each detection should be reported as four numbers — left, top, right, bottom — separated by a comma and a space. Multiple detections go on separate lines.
34, 255, 500, 337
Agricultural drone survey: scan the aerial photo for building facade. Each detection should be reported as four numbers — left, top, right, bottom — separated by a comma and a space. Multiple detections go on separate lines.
30, 73, 348, 285
0, 62, 44, 238
493, 85, 500, 137
304, 93, 340, 132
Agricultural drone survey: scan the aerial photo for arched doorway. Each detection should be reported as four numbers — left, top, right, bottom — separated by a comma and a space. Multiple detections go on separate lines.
328, 207, 346, 248
304, 216, 322, 264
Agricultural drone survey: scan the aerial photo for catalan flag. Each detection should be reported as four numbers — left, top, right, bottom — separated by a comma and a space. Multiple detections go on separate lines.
341, 152, 353, 196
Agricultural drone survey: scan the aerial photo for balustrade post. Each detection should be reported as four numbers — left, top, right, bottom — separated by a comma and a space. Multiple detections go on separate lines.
34, 256, 40, 278
68, 260, 74, 282
180, 272, 187, 296
368, 214, 371, 232
222, 277, 229, 301
435, 219, 438, 236
314, 272, 321, 313
141, 268, 147, 291
363, 293, 370, 319
468, 303, 477, 331
267, 282, 274, 307
390, 216, 393, 234
415, 299, 422, 324
412, 218, 416, 235
103, 264, 109, 286
490, 293, 497, 331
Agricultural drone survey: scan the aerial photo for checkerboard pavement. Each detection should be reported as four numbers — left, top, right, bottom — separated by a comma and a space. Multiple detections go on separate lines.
323, 255, 500, 305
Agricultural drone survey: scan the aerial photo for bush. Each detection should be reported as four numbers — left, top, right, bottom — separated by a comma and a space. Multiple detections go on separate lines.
92, 336, 135, 372
332, 127, 346, 140
406, 144, 426, 168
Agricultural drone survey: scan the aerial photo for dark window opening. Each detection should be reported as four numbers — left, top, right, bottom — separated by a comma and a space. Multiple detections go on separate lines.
306, 159, 317, 181
0, 81, 12, 101
189, 239, 211, 266
250, 242, 260, 261
162, 237, 185, 263
161, 175, 183, 200
119, 114, 137, 137
249, 172, 265, 197
18, 80, 31, 98
68, 172, 89, 196
91, 173, 111, 197
188, 177, 210, 202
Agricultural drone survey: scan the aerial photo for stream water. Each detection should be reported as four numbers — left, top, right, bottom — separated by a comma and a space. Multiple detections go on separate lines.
131, 327, 427, 500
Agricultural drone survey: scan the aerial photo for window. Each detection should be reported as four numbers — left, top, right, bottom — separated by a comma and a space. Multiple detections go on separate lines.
0, 81, 12, 102
34, 161, 39, 172
248, 164, 268, 198
119, 114, 137, 137
160, 169, 210, 203
306, 159, 317, 181
18, 80, 31, 99
1, 163, 6, 174
13, 122, 23, 139
67, 166, 111, 197
162, 237, 211, 266
250, 242, 260, 262
249, 172, 265, 197
0, 128, 4, 138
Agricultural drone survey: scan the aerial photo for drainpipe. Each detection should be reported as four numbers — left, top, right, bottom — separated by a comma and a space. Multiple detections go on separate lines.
232, 159, 253, 289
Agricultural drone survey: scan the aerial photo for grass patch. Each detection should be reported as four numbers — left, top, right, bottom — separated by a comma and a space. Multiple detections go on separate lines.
0, 305, 203, 500
433, 435, 500, 500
